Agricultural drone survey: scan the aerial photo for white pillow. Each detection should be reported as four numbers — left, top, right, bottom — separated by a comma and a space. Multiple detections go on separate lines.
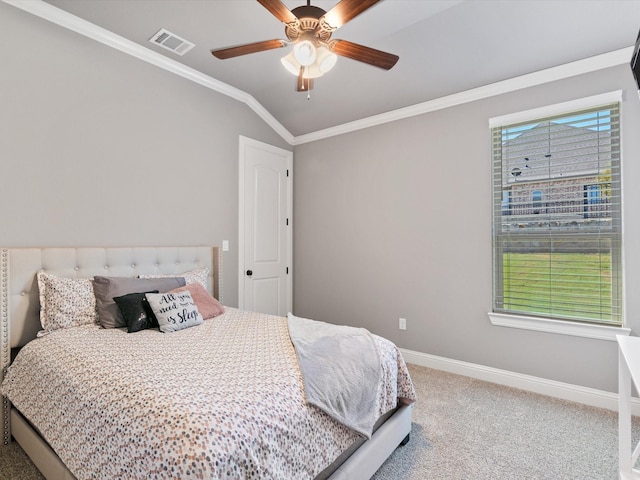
145, 290, 203, 333
139, 267, 209, 290
36, 272, 98, 335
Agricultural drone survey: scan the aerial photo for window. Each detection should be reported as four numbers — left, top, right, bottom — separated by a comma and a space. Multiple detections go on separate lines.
531, 190, 543, 214
501, 190, 512, 216
490, 93, 622, 327
583, 184, 602, 218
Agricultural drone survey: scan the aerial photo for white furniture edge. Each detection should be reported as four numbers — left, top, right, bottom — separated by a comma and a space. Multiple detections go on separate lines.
1, 0, 634, 146
401, 347, 640, 416
617, 335, 640, 479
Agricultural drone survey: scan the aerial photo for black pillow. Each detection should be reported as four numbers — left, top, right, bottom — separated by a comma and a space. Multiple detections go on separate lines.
113, 291, 159, 333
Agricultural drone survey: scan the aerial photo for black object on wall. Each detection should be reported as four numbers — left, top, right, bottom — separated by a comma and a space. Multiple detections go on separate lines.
630, 29, 640, 93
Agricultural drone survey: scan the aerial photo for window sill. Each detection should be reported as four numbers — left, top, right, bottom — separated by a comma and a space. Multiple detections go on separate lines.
488, 312, 630, 341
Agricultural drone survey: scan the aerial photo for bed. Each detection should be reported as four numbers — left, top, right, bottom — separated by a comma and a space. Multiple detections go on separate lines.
0, 246, 415, 480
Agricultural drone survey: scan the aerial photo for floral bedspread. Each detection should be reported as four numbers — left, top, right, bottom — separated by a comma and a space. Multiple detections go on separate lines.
2, 308, 416, 480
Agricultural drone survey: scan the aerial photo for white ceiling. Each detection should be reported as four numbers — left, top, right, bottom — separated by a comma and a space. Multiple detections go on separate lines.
33, 0, 640, 136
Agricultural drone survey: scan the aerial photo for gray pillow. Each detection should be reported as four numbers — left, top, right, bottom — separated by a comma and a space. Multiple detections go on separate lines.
93, 276, 186, 329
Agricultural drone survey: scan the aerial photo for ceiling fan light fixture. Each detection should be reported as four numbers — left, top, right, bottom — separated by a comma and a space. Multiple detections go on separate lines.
316, 46, 337, 74
293, 40, 316, 66
297, 74, 313, 92
281, 46, 337, 80
211, 0, 399, 93
281, 52, 301, 76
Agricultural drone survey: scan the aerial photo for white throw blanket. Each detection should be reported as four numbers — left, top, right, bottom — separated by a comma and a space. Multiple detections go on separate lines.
287, 313, 382, 439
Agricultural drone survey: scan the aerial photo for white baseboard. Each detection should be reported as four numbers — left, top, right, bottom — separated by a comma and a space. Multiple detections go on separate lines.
400, 348, 640, 416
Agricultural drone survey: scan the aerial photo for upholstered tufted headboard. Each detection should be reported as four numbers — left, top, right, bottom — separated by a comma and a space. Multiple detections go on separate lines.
0, 246, 222, 368
0, 246, 222, 447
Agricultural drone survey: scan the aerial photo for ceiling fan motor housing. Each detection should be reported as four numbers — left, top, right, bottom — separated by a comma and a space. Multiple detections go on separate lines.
286, 5, 332, 44
211, 0, 399, 75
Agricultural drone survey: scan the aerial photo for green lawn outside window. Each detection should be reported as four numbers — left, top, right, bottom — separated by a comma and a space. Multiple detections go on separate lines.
502, 252, 612, 322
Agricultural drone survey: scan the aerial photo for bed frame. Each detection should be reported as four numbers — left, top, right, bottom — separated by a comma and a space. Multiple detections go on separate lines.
0, 246, 411, 480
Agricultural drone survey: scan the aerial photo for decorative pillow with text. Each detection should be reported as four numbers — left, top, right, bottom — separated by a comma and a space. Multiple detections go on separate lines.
144, 291, 203, 333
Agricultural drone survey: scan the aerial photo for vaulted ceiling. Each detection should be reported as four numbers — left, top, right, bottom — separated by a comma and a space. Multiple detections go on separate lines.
22, 1, 640, 137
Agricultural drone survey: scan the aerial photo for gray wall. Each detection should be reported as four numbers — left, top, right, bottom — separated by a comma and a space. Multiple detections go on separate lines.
4, 2, 639, 394
0, 3, 290, 306
293, 64, 640, 393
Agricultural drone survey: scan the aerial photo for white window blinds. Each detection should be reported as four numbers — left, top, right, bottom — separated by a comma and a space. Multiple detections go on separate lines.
491, 100, 622, 326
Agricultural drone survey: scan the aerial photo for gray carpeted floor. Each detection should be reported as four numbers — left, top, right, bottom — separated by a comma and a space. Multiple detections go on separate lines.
1, 364, 638, 479
374, 364, 640, 480
0, 441, 43, 480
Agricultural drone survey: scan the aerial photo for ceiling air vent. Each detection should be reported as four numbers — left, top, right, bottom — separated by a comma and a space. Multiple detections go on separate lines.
149, 28, 195, 56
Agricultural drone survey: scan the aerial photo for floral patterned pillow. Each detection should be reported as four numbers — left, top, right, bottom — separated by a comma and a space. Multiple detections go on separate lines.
139, 267, 209, 290
36, 271, 98, 336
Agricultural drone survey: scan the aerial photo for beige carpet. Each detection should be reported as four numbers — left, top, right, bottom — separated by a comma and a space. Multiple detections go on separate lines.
1, 364, 638, 479
0, 441, 43, 479
374, 364, 640, 479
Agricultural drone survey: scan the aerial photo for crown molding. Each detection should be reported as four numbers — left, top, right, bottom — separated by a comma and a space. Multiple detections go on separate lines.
2, 0, 295, 145
293, 46, 634, 145
3, 0, 633, 147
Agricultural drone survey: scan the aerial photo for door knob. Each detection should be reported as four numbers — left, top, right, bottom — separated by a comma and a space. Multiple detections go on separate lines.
246, 270, 253, 277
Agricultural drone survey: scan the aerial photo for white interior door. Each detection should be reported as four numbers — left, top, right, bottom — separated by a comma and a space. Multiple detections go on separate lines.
239, 136, 292, 315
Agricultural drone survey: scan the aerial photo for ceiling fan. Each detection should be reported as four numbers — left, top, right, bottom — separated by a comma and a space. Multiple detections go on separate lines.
211, 0, 399, 93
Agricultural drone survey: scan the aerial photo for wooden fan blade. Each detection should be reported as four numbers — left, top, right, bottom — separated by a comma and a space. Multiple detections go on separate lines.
329, 39, 398, 70
320, 0, 380, 31
296, 67, 314, 92
211, 39, 286, 59
257, 0, 299, 25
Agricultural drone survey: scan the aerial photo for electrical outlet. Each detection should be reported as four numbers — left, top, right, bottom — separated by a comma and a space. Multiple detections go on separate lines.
399, 317, 407, 330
